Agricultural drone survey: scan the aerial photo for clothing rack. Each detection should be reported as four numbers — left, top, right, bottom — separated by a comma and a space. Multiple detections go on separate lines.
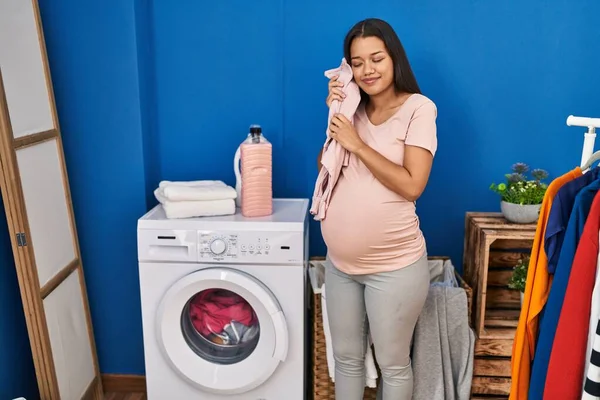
509, 115, 600, 400
567, 115, 600, 167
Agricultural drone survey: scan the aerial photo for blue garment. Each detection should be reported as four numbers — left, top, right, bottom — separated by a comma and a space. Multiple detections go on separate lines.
529, 178, 600, 400
544, 167, 600, 274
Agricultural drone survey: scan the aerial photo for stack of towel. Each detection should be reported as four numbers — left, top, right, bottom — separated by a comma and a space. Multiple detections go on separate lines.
154, 180, 237, 219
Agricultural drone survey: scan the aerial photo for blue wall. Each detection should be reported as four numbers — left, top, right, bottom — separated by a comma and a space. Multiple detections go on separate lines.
2, 0, 599, 393
37, 0, 149, 377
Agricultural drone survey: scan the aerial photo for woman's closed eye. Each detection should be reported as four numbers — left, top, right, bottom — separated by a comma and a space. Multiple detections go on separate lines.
352, 58, 384, 68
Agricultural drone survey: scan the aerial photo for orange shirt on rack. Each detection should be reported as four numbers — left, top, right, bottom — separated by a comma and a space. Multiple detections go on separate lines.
509, 166, 583, 400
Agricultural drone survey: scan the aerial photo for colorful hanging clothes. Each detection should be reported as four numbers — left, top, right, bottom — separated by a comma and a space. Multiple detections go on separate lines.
509, 166, 582, 400
544, 189, 600, 399
529, 178, 600, 399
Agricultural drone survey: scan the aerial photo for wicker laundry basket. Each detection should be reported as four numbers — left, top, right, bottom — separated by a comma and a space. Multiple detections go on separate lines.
308, 256, 472, 400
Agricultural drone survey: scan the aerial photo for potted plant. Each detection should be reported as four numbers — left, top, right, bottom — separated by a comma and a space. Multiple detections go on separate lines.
489, 163, 549, 223
508, 255, 529, 304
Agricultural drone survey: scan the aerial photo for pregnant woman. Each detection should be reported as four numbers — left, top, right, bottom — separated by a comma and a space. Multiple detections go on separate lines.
318, 18, 438, 399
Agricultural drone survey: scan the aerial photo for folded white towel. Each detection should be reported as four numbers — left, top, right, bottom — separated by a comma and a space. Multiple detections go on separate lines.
154, 185, 236, 219
159, 196, 236, 219
321, 283, 378, 388
156, 180, 237, 202
159, 180, 224, 188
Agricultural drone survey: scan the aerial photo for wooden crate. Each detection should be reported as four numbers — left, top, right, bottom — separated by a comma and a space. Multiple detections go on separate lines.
470, 307, 515, 399
463, 212, 536, 399
463, 212, 535, 338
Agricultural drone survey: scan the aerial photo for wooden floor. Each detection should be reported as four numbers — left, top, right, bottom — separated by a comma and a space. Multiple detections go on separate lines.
104, 393, 146, 400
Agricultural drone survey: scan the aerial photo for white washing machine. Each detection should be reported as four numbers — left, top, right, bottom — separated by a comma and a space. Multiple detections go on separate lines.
137, 198, 309, 400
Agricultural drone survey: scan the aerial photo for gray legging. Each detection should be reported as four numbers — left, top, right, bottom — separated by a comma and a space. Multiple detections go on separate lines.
324, 253, 430, 400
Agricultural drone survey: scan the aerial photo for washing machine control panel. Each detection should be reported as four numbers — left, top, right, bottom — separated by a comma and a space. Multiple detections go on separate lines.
198, 230, 303, 263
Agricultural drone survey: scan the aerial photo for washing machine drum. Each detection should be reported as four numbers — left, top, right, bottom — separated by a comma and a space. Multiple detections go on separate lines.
156, 267, 289, 395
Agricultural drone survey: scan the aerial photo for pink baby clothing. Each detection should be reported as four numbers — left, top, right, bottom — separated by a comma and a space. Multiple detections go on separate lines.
310, 58, 362, 221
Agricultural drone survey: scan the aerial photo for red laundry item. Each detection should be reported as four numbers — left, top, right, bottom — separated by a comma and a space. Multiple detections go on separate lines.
189, 289, 257, 337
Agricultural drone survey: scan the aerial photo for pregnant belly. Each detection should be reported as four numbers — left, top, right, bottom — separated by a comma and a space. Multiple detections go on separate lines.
321, 190, 423, 268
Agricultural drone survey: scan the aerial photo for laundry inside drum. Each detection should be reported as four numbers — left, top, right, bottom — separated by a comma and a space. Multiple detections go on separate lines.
181, 288, 261, 365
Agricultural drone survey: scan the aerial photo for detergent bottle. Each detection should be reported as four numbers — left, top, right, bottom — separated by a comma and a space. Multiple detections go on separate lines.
233, 125, 273, 217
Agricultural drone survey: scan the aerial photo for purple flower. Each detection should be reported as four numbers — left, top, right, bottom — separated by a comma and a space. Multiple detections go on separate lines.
506, 172, 525, 183
512, 162, 529, 174
532, 168, 548, 181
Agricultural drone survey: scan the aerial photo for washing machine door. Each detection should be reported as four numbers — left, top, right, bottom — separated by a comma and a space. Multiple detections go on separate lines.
156, 267, 289, 395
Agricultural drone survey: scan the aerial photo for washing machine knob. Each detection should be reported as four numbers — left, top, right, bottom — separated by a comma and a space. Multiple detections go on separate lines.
210, 239, 227, 255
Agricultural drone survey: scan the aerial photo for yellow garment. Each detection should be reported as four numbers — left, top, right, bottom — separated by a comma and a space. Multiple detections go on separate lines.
509, 166, 582, 399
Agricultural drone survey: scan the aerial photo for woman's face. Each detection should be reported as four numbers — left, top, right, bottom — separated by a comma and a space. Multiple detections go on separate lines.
349, 36, 394, 96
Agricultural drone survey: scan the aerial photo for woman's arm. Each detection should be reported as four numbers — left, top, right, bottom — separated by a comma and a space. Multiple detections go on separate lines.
328, 100, 437, 201
355, 145, 433, 201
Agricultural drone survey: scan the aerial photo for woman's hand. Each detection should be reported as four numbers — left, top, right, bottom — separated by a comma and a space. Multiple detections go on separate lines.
329, 114, 366, 154
326, 75, 346, 107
